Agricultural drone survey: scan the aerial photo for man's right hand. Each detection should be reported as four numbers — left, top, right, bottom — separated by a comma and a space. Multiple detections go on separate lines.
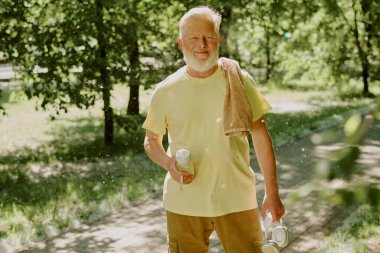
144, 130, 193, 185
166, 156, 193, 184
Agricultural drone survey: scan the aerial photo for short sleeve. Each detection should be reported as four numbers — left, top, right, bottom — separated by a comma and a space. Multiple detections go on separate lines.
142, 87, 167, 135
241, 70, 272, 122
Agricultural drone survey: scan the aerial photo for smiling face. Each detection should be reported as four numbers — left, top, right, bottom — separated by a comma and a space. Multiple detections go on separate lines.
178, 14, 221, 74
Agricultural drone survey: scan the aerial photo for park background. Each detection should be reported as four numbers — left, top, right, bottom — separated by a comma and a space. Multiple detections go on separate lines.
0, 0, 379, 252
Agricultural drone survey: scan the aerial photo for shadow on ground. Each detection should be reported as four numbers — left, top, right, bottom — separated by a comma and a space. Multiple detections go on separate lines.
22, 199, 167, 253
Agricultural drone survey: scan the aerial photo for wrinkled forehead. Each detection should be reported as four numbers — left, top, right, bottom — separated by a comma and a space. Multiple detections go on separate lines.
181, 14, 217, 36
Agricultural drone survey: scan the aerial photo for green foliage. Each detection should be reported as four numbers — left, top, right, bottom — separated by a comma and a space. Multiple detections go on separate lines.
0, 0, 180, 143
1, 0, 379, 129
316, 205, 380, 253
315, 98, 380, 210
223, 1, 290, 82
298, 0, 379, 93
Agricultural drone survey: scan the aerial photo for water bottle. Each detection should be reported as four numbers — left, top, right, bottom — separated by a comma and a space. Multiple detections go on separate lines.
262, 212, 288, 253
175, 149, 194, 190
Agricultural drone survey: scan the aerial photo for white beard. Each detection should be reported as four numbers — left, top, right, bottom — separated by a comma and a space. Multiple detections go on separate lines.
183, 49, 219, 72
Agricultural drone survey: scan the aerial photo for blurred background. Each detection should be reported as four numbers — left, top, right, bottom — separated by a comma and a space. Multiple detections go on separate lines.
0, 0, 379, 252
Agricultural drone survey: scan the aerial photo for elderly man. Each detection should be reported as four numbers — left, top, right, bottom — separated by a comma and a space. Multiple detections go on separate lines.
143, 6, 285, 253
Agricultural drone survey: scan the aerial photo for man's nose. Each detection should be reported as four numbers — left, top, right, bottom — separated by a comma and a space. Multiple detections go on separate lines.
198, 36, 207, 47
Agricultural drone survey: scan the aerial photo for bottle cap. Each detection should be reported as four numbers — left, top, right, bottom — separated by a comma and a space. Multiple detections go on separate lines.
176, 149, 190, 165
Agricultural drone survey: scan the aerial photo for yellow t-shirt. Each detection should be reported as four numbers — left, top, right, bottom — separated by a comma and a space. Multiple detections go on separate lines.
143, 64, 271, 217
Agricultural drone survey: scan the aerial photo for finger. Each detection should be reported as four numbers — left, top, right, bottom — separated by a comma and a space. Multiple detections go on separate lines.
180, 171, 193, 177
183, 177, 193, 184
181, 173, 192, 182
262, 208, 268, 219
169, 165, 180, 175
178, 172, 193, 178
174, 173, 192, 183
172, 172, 183, 183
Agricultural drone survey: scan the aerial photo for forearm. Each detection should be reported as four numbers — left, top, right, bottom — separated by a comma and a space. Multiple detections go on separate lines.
144, 133, 171, 171
252, 117, 285, 219
253, 134, 279, 196
251, 118, 279, 196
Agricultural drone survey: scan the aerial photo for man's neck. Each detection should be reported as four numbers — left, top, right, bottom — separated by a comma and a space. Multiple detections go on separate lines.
186, 64, 218, 78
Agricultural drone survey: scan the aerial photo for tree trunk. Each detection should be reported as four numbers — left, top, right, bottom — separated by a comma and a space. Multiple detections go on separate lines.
363, 8, 374, 97
127, 84, 139, 115
95, 0, 113, 145
352, 2, 370, 96
127, 17, 140, 115
265, 29, 271, 82
220, 7, 232, 58
102, 78, 114, 145
361, 57, 370, 95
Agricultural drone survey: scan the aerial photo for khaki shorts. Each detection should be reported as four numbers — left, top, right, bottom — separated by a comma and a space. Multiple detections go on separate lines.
166, 208, 263, 253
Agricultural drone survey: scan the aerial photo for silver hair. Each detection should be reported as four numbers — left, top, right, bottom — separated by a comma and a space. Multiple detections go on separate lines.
179, 6, 222, 38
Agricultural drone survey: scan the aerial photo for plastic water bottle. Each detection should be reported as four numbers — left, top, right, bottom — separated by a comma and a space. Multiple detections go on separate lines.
175, 149, 193, 173
175, 149, 193, 190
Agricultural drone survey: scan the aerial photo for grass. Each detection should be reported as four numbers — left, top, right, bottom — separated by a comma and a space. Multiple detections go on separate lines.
0, 86, 375, 251
266, 104, 367, 146
315, 205, 380, 253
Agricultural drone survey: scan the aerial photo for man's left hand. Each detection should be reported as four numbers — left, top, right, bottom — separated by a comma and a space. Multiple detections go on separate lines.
261, 193, 285, 222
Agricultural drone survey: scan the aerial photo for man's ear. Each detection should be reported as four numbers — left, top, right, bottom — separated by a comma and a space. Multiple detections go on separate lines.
178, 37, 183, 52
